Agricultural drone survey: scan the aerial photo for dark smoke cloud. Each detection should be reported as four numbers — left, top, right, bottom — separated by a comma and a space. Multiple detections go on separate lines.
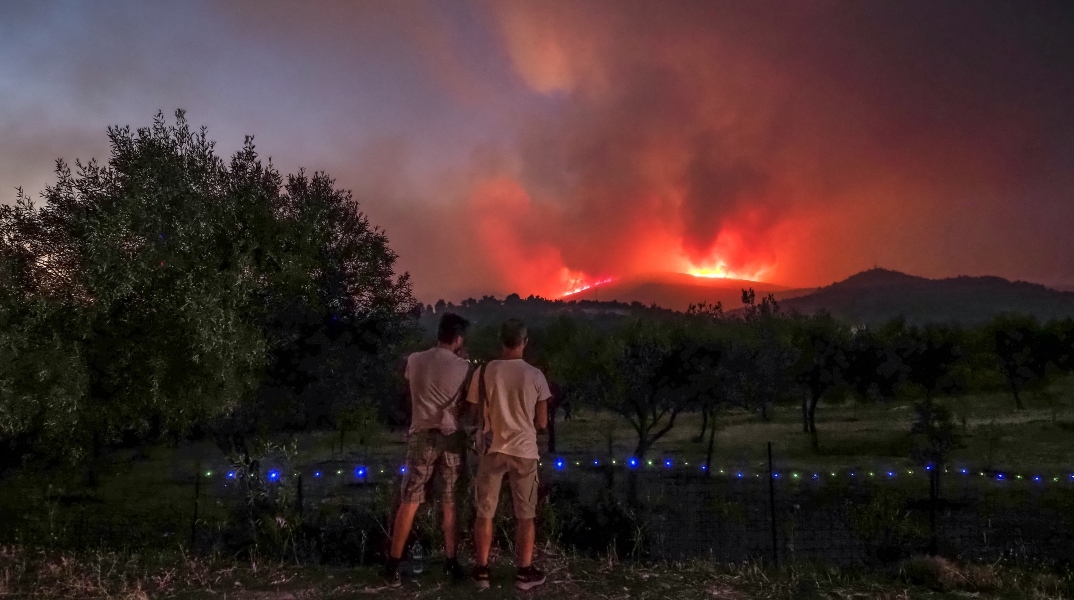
480, 0, 1074, 291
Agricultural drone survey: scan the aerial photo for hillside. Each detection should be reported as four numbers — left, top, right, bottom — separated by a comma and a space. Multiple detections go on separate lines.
781, 268, 1074, 325
566, 271, 812, 312
420, 269, 1074, 333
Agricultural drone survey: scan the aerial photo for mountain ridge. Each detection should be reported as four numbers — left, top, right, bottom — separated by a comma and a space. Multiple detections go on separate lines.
780, 268, 1074, 325
558, 268, 1074, 324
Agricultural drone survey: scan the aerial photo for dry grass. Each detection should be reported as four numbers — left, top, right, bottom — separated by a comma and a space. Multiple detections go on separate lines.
2, 545, 1072, 600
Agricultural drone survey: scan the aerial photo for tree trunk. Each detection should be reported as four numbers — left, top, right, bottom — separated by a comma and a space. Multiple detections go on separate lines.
801, 398, 810, 433
1009, 380, 1024, 410
547, 401, 558, 455
696, 405, 710, 442
633, 438, 651, 463
808, 396, 819, 451
705, 416, 717, 477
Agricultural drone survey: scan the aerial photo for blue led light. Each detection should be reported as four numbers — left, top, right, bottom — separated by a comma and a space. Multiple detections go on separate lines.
593, 460, 599, 466
736, 472, 743, 478
887, 471, 895, 477
227, 471, 236, 479
314, 471, 321, 478
773, 473, 780, 479
925, 464, 933, 471
267, 470, 280, 481
400, 466, 407, 475
1034, 476, 1041, 482
554, 459, 566, 470
701, 465, 707, 471
997, 474, 1004, 480
664, 459, 673, 468
812, 473, 819, 479
355, 466, 367, 478
627, 457, 639, 469
961, 469, 968, 474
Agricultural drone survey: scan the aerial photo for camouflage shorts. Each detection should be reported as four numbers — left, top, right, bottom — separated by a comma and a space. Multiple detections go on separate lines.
400, 430, 465, 504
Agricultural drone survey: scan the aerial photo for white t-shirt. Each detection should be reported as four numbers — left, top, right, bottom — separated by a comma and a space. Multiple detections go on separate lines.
466, 359, 551, 460
405, 347, 471, 434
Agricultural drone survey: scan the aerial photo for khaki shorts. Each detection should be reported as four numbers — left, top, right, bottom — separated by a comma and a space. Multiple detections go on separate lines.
400, 430, 464, 504
475, 452, 539, 519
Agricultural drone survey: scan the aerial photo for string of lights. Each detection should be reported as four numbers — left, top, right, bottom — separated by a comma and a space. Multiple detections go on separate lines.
205, 458, 1074, 486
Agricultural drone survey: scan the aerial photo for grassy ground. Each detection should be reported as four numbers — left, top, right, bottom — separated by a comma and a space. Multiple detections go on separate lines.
266, 379, 1074, 477
295, 378, 1074, 474
0, 380, 1070, 559
551, 385, 1074, 473
3, 545, 1074, 599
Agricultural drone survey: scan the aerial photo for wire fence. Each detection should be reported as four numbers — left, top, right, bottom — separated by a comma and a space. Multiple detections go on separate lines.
2, 446, 1073, 567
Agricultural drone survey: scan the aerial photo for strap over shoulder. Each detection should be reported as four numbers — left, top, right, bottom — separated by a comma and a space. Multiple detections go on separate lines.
476, 362, 493, 454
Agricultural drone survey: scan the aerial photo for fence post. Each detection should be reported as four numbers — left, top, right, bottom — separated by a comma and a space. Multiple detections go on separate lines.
928, 469, 938, 555
190, 460, 201, 550
705, 421, 716, 478
767, 441, 778, 568
296, 473, 304, 516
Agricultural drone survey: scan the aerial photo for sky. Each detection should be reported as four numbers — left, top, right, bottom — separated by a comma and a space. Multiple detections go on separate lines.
2, 0, 1073, 302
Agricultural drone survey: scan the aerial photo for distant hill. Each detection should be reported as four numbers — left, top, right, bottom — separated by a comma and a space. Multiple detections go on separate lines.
780, 268, 1074, 325
566, 271, 813, 312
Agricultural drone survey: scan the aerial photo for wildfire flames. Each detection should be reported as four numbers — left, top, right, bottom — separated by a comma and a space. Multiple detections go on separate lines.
560, 257, 772, 298
562, 277, 614, 297
687, 260, 767, 282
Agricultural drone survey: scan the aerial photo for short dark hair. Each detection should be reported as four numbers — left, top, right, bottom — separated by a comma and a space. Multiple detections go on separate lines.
500, 318, 528, 349
437, 313, 470, 344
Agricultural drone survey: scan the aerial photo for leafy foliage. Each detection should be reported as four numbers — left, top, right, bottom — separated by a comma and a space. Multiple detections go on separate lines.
0, 111, 416, 462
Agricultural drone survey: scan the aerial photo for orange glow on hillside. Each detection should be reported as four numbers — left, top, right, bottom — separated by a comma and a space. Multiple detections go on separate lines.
562, 277, 613, 297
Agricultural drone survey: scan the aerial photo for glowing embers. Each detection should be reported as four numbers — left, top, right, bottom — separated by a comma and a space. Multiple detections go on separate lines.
562, 277, 613, 297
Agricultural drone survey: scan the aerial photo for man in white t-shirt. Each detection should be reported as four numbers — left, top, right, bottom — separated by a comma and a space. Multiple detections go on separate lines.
383, 313, 472, 586
466, 319, 550, 591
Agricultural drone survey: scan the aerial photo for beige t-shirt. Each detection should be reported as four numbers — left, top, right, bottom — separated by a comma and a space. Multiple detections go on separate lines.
466, 359, 551, 460
406, 347, 471, 434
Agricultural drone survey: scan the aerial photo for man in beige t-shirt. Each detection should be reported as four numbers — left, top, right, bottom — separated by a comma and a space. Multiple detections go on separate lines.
466, 319, 550, 591
384, 313, 472, 586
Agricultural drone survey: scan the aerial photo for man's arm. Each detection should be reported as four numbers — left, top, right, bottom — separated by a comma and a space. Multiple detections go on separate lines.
534, 400, 548, 431
534, 370, 552, 431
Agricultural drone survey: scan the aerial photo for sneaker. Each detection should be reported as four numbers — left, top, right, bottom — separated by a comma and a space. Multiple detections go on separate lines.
382, 558, 402, 588
382, 568, 402, 588
515, 565, 546, 591
472, 564, 490, 590
445, 558, 467, 583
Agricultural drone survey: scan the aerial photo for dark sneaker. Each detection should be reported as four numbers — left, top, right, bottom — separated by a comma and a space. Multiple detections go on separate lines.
382, 568, 402, 588
382, 558, 402, 588
515, 565, 546, 591
445, 558, 467, 583
472, 564, 491, 589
